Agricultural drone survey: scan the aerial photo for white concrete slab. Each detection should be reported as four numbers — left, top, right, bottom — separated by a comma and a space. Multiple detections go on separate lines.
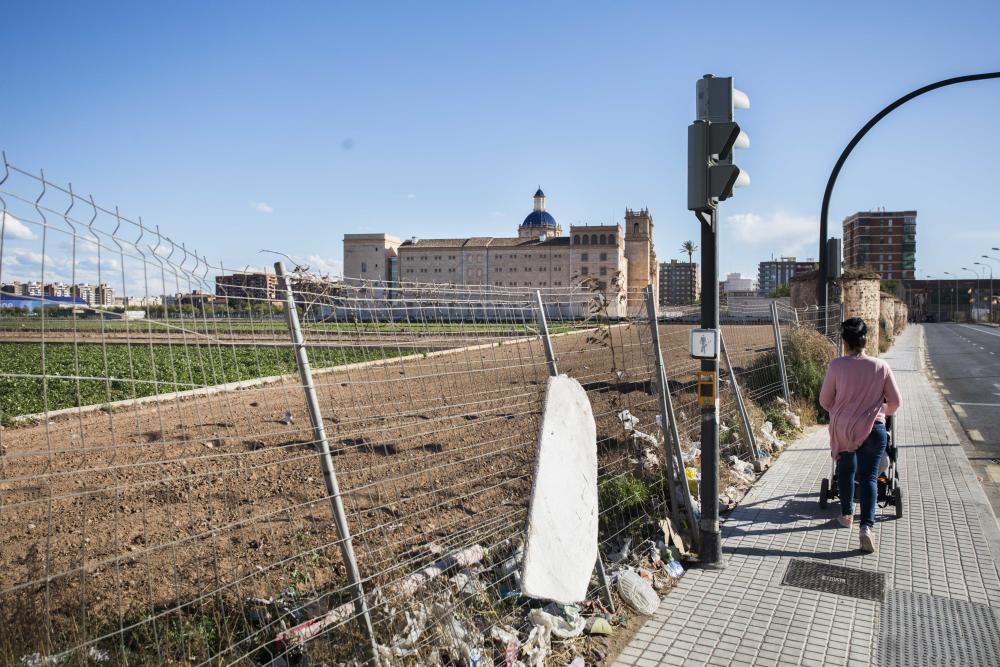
520, 374, 598, 604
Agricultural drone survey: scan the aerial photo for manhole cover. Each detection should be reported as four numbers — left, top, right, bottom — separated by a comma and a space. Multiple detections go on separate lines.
878, 590, 1000, 666
781, 559, 886, 601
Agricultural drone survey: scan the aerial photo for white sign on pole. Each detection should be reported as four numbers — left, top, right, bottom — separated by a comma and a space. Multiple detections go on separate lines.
690, 328, 718, 359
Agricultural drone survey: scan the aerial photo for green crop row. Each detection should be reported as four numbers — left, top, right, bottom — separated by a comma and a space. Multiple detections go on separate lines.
0, 342, 399, 421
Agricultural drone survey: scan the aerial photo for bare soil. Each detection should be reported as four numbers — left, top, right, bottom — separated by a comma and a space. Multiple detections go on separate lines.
0, 323, 776, 665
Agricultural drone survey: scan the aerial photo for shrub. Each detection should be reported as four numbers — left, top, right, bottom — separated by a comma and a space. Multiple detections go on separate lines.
783, 327, 836, 423
599, 473, 652, 517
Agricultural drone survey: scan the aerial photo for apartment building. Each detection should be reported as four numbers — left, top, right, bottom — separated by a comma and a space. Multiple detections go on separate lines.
659, 259, 699, 305
843, 210, 917, 280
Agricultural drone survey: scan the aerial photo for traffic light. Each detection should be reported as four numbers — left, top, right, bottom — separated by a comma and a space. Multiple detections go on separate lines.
687, 75, 750, 212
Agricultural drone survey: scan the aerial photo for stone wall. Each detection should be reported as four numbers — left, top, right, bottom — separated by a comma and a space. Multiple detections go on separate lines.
894, 301, 907, 335
880, 294, 895, 347
790, 272, 818, 309
841, 275, 881, 356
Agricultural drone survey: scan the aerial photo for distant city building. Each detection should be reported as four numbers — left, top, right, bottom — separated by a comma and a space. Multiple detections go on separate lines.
72, 284, 95, 305
843, 210, 916, 280
659, 259, 699, 305
757, 257, 818, 296
721, 272, 756, 295
215, 272, 278, 302
44, 282, 72, 298
93, 284, 114, 306
342, 189, 659, 315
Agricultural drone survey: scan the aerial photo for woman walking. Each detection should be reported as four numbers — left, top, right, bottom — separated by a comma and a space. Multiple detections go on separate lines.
819, 318, 901, 553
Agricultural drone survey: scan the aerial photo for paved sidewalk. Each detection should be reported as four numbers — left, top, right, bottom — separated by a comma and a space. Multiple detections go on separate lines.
615, 325, 1000, 667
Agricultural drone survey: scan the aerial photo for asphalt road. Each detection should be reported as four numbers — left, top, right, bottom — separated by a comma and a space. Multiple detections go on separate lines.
924, 323, 1000, 515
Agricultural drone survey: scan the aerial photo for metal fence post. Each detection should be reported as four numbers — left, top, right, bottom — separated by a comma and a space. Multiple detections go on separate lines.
719, 333, 763, 469
643, 286, 700, 554
770, 301, 791, 402
275, 262, 380, 665
533, 291, 616, 613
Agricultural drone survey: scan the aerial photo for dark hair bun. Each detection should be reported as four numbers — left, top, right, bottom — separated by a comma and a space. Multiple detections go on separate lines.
841, 317, 867, 349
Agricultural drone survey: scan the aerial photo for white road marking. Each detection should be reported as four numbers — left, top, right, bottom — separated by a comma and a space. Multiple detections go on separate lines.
969, 429, 985, 442
953, 404, 967, 417
955, 402, 1000, 407
958, 324, 1000, 337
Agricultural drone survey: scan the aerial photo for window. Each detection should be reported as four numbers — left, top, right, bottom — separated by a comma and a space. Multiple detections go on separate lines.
539, 267, 546, 272
600, 267, 607, 276
495, 267, 502, 272
525, 267, 532, 272
581, 267, 589, 275
555, 266, 561, 271
555, 281, 562, 286
573, 235, 580, 245
581, 252, 589, 261
599, 252, 607, 261
599, 234, 606, 245
361, 262, 367, 273
633, 223, 639, 233
609, 234, 615, 244
583, 236, 589, 245
590, 234, 598, 245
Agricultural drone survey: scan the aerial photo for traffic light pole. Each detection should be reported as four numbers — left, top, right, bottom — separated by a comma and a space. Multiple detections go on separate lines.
698, 208, 722, 566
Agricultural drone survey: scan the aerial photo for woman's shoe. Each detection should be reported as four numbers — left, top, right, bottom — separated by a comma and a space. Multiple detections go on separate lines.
859, 525, 876, 553
837, 515, 853, 528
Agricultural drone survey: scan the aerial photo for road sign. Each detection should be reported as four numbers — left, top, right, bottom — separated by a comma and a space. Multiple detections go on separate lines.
690, 328, 719, 359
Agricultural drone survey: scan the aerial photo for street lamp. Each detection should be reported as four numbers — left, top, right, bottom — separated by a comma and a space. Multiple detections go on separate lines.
962, 267, 980, 322
925, 274, 941, 322
976, 260, 994, 323
983, 254, 1000, 323
944, 271, 957, 322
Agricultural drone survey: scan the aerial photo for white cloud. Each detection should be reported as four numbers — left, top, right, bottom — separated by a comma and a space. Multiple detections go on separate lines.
1, 211, 37, 240
251, 202, 274, 214
304, 254, 342, 278
725, 211, 819, 256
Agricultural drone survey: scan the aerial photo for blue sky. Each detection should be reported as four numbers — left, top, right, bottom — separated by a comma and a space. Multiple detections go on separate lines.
2, 1, 999, 290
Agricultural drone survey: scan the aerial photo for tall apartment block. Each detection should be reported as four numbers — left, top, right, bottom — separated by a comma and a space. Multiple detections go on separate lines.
843, 210, 916, 280
659, 259, 699, 305
757, 256, 818, 296
215, 272, 279, 301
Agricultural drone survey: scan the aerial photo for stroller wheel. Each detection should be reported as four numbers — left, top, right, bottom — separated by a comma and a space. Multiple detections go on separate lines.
820, 478, 829, 509
895, 488, 904, 519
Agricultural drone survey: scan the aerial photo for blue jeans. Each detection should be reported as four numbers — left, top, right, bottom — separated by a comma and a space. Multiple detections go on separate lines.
837, 422, 888, 527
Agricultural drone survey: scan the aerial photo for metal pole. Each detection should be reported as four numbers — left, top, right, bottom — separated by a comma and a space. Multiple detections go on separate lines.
770, 301, 791, 402
698, 210, 721, 566
643, 286, 700, 554
533, 290, 616, 613
533, 291, 558, 377
275, 262, 380, 664
720, 333, 762, 469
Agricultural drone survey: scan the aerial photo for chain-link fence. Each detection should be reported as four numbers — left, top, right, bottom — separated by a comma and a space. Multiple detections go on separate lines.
1, 156, 825, 665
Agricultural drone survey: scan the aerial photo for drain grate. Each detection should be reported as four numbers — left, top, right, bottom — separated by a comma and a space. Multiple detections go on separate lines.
781, 559, 886, 601
879, 590, 1000, 667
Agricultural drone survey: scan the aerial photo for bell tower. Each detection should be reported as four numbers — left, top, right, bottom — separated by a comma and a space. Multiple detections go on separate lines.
624, 208, 657, 306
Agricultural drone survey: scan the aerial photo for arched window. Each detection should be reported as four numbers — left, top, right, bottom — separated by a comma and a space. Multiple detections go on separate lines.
573, 235, 580, 245
582, 235, 589, 245
599, 234, 607, 245
633, 223, 639, 233
590, 234, 598, 245
609, 233, 616, 244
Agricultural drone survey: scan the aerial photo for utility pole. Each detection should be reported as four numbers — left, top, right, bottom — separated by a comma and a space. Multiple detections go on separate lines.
686, 74, 750, 566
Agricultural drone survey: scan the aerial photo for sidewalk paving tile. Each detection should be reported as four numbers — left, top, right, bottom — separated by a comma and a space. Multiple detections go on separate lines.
611, 325, 1000, 667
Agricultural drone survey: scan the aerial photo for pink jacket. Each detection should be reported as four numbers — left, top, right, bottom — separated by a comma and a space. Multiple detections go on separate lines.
819, 353, 901, 459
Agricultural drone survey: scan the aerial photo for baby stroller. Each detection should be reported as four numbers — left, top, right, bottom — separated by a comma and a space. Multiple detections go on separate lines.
818, 415, 902, 519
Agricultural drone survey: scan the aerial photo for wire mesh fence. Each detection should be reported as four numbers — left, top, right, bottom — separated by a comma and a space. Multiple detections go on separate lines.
1, 155, 829, 665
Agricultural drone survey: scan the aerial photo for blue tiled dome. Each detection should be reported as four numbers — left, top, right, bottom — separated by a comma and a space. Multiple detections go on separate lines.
522, 211, 557, 227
